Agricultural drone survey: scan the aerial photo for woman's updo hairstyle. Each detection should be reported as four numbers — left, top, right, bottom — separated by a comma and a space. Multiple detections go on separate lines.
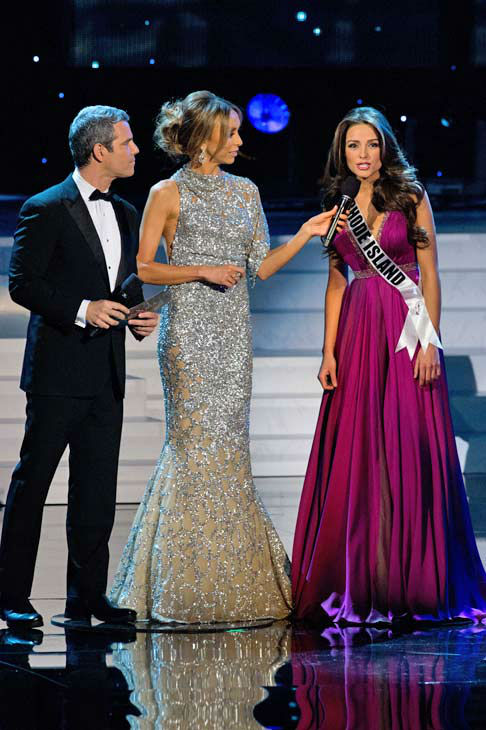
154, 90, 242, 162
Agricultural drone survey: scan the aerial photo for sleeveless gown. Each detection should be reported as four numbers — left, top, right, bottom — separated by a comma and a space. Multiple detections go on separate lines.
292, 209, 486, 624
110, 165, 291, 623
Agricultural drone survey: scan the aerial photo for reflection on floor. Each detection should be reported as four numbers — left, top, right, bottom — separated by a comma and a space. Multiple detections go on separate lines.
1, 506, 486, 728
1, 620, 486, 729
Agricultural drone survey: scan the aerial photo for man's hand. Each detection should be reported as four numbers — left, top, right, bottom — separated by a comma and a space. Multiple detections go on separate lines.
128, 311, 159, 338
86, 300, 129, 329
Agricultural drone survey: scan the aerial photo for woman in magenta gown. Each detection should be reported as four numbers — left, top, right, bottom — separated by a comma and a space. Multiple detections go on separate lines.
292, 107, 486, 624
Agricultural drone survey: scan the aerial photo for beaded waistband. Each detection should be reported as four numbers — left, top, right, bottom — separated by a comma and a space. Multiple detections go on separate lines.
353, 261, 418, 279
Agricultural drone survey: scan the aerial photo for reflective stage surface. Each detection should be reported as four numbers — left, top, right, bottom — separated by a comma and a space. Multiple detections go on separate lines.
2, 506, 486, 728
1, 619, 486, 729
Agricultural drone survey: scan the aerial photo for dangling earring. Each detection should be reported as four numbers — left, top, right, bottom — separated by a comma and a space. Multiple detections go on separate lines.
198, 148, 206, 164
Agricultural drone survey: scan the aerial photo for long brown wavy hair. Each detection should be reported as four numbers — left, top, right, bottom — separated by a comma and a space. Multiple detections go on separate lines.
321, 107, 428, 247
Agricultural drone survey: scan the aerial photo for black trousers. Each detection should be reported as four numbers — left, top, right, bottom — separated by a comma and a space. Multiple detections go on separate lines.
0, 376, 123, 603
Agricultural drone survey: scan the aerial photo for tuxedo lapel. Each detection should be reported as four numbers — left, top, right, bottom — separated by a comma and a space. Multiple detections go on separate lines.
61, 176, 111, 291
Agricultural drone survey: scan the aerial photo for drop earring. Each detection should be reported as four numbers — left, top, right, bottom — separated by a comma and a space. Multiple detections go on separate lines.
198, 148, 206, 164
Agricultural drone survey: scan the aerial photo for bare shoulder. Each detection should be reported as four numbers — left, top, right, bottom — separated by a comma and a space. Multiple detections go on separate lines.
150, 178, 179, 201
145, 179, 179, 217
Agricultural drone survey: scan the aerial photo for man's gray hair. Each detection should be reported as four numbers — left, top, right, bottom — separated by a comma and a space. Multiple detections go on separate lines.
69, 105, 130, 168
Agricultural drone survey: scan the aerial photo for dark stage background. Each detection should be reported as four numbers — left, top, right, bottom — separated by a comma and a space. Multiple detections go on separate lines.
2, 0, 486, 209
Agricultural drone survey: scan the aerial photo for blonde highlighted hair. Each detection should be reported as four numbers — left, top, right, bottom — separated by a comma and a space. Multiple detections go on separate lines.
154, 90, 242, 162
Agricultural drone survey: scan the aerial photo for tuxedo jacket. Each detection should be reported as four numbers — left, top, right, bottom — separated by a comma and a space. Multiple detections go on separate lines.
9, 174, 140, 398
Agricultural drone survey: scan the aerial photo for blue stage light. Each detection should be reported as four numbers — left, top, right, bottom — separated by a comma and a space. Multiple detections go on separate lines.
436, 170, 443, 177
357, 98, 363, 105
440, 118, 450, 128
374, 25, 382, 32
33, 55, 40, 63
450, 64, 457, 71
41, 158, 47, 164
313, 27, 321, 36
58, 92, 65, 99
246, 94, 290, 134
149, 58, 155, 65
91, 60, 100, 69
144, 19, 150, 26
400, 115, 407, 122
296, 11, 307, 22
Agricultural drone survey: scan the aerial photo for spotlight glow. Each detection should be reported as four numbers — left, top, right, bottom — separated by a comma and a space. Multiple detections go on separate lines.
33, 55, 40, 63
313, 27, 321, 36
436, 170, 443, 177
400, 115, 407, 122
450, 64, 457, 71
41, 158, 47, 164
440, 118, 451, 128
144, 19, 150, 26
374, 25, 382, 32
91, 60, 100, 69
357, 98, 363, 105
247, 93, 290, 134
296, 11, 307, 22
58, 92, 65, 99
149, 58, 155, 65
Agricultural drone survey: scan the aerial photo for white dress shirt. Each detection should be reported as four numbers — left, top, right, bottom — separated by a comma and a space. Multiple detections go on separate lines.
72, 167, 122, 327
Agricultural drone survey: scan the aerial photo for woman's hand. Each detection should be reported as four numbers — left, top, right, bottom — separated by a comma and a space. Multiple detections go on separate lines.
318, 353, 338, 390
414, 344, 441, 386
201, 265, 245, 288
300, 206, 347, 241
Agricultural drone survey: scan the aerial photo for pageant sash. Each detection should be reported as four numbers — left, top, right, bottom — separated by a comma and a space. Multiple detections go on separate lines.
346, 203, 442, 359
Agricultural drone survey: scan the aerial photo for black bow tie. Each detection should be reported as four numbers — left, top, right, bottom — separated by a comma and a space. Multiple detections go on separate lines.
89, 189, 113, 202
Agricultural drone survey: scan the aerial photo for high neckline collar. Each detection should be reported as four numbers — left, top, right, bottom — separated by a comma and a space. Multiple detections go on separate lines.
179, 164, 228, 192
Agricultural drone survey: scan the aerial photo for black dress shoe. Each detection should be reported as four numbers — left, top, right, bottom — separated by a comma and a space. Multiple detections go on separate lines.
0, 599, 43, 629
65, 595, 136, 624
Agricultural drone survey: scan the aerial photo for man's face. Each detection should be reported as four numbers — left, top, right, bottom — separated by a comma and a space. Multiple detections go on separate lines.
102, 121, 139, 178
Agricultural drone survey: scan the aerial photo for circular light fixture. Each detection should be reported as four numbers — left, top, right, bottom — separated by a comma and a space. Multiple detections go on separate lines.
247, 94, 290, 134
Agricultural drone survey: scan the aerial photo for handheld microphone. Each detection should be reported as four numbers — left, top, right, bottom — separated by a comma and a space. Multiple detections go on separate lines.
321, 176, 361, 247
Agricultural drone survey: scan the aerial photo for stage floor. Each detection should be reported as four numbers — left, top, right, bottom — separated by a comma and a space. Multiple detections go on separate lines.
1, 501, 486, 729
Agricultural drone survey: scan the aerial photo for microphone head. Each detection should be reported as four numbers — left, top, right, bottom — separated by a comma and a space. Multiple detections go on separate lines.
341, 176, 361, 199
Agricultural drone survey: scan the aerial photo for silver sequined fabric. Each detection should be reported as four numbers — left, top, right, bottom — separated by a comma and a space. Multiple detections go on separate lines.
110, 165, 292, 623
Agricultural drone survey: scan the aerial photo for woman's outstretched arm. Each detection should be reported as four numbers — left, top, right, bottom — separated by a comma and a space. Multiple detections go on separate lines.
256, 207, 343, 280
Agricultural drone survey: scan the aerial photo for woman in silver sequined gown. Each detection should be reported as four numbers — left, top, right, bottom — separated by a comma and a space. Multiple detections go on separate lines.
110, 91, 341, 623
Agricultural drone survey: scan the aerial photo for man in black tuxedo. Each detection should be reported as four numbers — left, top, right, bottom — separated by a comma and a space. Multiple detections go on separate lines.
0, 105, 158, 629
